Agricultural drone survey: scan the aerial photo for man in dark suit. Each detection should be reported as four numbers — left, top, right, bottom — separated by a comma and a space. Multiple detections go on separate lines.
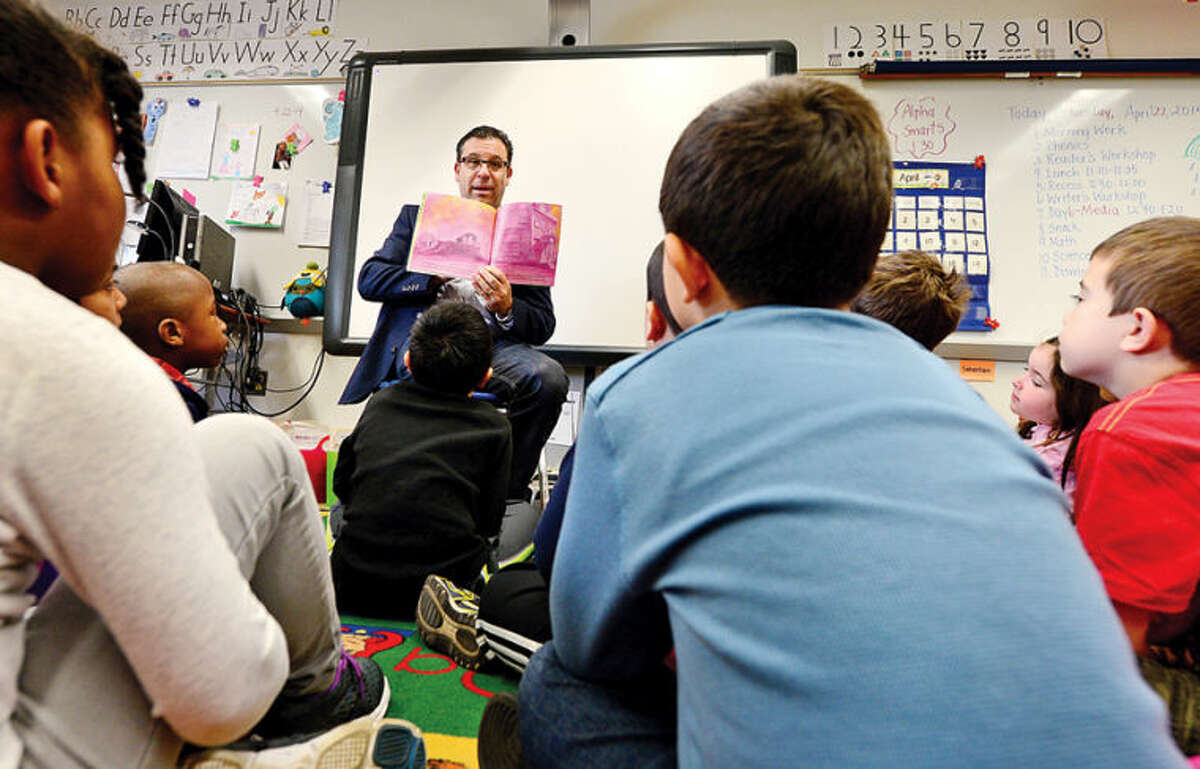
340, 125, 566, 500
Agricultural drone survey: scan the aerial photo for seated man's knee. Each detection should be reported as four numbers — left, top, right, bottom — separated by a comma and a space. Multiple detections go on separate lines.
531, 356, 568, 405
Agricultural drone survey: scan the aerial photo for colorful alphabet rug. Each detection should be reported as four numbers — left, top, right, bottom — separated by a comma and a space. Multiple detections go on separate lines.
340, 615, 517, 769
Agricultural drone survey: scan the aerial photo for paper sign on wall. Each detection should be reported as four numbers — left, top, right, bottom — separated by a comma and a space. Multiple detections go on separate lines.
959, 360, 996, 381
155, 98, 218, 179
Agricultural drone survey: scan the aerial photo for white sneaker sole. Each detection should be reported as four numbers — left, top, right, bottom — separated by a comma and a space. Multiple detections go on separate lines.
181, 681, 425, 769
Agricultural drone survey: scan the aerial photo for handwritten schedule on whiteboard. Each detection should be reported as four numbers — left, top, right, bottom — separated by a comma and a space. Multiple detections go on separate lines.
859, 78, 1200, 349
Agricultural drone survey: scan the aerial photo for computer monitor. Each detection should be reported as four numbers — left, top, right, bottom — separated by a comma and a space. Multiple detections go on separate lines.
137, 179, 198, 262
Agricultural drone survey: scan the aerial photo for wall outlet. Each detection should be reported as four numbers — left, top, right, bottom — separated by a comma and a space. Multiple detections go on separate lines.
245, 368, 268, 396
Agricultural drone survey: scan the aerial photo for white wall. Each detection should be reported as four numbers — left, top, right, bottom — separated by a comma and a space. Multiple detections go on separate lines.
47, 0, 1200, 432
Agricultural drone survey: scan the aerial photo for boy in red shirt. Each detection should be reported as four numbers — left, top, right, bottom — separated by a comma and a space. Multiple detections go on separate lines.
1060, 216, 1200, 752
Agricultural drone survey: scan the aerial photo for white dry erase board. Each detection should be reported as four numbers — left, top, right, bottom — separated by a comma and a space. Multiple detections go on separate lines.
852, 65, 1200, 359
136, 82, 343, 305
324, 43, 797, 362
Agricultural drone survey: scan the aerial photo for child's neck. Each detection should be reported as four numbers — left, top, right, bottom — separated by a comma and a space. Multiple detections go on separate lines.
156, 351, 196, 374
1108, 352, 1198, 399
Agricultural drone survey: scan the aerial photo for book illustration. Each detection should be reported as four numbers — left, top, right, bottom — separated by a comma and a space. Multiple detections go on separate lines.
407, 193, 562, 286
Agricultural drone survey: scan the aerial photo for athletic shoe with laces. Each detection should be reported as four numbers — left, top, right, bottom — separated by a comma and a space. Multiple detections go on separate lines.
179, 717, 427, 769
477, 691, 522, 769
257, 650, 389, 739
180, 651, 406, 768
416, 574, 483, 669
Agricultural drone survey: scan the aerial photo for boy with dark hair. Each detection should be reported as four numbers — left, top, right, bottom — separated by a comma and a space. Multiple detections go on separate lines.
116, 261, 229, 421
0, 2, 422, 766
850, 249, 970, 350
1059, 216, 1200, 752
417, 242, 679, 680
332, 301, 512, 619
516, 76, 1185, 768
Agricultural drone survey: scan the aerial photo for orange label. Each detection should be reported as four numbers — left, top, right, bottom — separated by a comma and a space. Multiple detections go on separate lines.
959, 360, 996, 382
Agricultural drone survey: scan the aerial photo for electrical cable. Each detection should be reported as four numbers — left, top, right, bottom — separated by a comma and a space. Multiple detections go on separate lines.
244, 349, 326, 418
126, 191, 177, 261
265, 343, 325, 393
124, 220, 167, 263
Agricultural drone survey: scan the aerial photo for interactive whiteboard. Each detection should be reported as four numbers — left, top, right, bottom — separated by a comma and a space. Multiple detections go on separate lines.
324, 42, 796, 360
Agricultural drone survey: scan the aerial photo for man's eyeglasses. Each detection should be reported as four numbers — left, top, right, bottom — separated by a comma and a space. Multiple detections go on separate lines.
458, 156, 509, 172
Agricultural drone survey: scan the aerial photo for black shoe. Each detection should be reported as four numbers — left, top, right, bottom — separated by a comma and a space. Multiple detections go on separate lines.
477, 691, 522, 769
256, 650, 389, 741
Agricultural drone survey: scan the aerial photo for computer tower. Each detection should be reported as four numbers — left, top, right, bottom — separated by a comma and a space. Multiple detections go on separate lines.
188, 215, 236, 292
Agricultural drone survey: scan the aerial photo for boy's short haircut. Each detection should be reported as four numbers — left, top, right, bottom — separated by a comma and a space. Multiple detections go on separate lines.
0, 0, 145, 196
659, 75, 893, 309
850, 250, 969, 350
115, 262, 207, 350
1093, 216, 1200, 365
645, 242, 683, 336
456, 124, 513, 164
408, 302, 493, 395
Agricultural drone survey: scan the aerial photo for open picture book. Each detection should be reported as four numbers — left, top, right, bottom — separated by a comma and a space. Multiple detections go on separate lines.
407, 192, 563, 286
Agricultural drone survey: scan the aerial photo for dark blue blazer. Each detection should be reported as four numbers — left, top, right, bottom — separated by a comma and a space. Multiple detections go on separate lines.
339, 204, 557, 404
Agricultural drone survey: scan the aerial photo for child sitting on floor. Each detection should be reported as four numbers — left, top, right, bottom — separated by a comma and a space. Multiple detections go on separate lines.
331, 300, 512, 619
1059, 216, 1200, 754
416, 242, 679, 676
1011, 336, 1109, 515
2, 4, 409, 765
77, 261, 126, 327
115, 261, 229, 422
850, 249, 968, 351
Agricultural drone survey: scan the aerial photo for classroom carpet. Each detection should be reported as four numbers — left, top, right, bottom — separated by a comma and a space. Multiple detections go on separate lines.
339, 614, 518, 769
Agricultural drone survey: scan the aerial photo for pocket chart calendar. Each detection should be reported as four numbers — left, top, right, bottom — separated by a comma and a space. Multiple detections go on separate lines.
881, 161, 992, 332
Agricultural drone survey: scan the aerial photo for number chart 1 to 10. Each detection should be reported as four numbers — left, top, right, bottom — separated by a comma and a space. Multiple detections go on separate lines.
823, 17, 1108, 68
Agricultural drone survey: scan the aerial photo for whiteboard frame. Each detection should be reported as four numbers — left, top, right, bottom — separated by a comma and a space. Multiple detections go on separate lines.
323, 41, 797, 359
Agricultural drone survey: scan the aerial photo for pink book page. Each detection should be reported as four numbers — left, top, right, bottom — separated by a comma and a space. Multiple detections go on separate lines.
491, 202, 562, 286
407, 193, 497, 278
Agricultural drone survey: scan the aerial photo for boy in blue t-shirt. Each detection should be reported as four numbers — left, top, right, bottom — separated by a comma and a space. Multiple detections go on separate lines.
513, 75, 1186, 769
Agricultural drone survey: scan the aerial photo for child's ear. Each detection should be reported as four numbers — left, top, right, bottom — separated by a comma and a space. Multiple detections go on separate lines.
17, 119, 65, 209
663, 233, 711, 303
158, 318, 185, 348
403, 349, 411, 371
477, 366, 493, 389
1120, 307, 1170, 355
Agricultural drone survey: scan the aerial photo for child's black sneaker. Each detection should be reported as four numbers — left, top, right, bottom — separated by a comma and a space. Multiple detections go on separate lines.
477, 691, 522, 769
416, 574, 483, 669
255, 650, 389, 740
